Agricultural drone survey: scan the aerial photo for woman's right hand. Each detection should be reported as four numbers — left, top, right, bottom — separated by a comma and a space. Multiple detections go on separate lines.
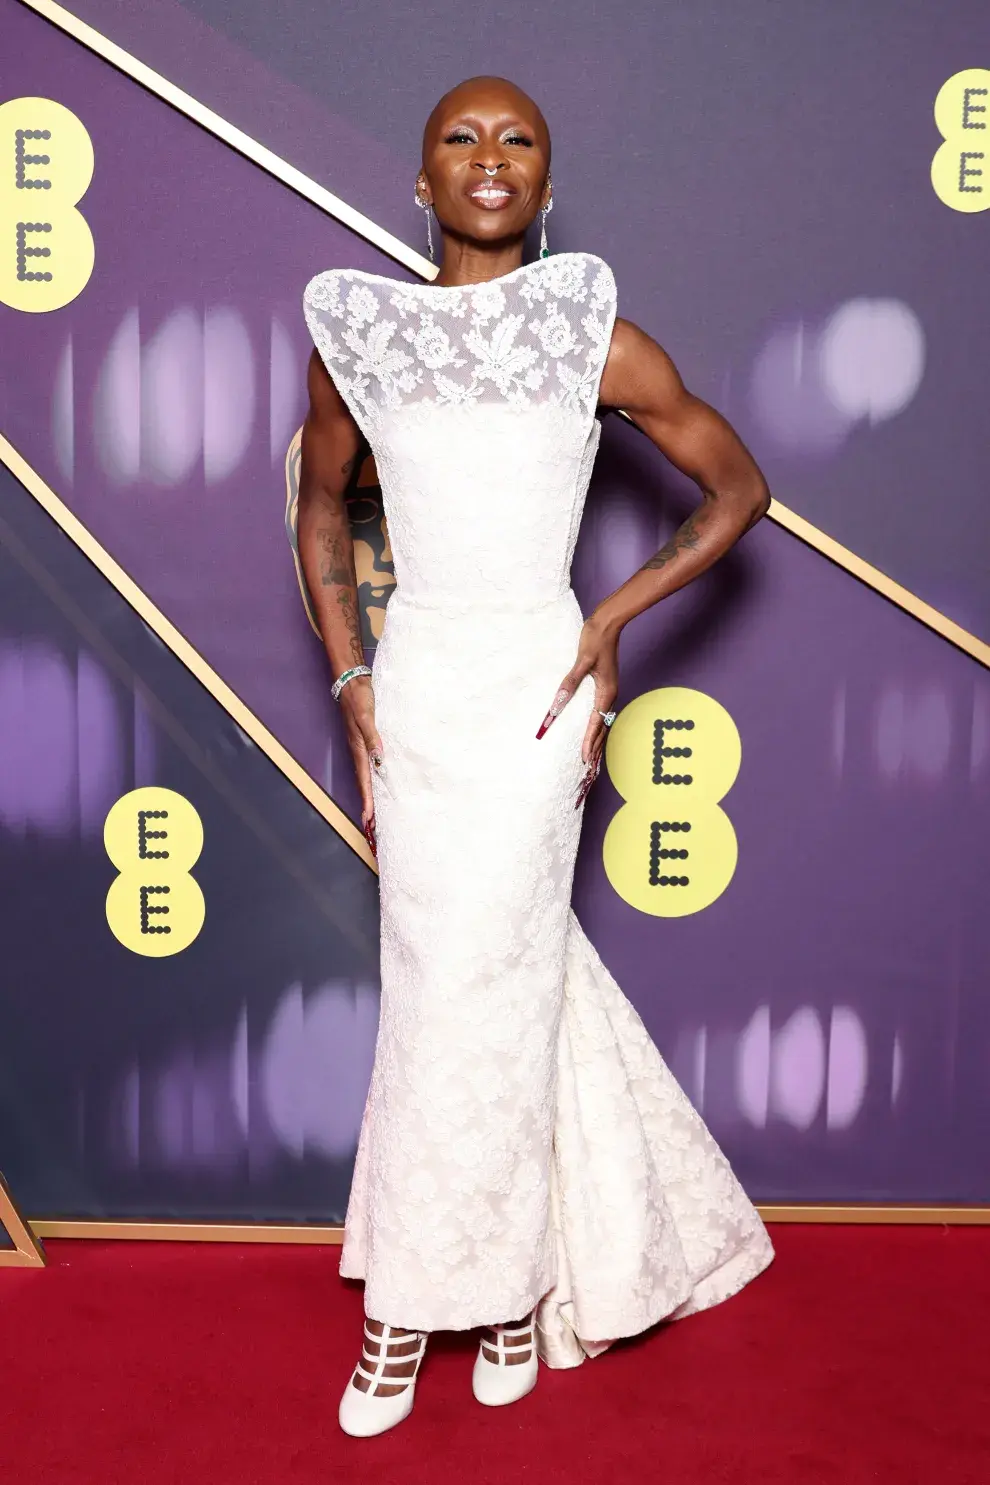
339, 676, 383, 857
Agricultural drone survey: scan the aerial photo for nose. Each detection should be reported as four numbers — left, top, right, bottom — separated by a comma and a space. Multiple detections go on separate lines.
473, 158, 507, 175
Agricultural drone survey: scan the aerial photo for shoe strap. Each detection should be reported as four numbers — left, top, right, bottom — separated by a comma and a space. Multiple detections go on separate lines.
482, 1317, 534, 1366
355, 1359, 423, 1391
357, 1324, 426, 1393
363, 1322, 426, 1349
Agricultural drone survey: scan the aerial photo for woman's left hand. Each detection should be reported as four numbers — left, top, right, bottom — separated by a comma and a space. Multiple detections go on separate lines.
535, 614, 620, 808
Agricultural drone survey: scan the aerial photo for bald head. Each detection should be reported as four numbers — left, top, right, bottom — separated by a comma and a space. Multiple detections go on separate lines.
423, 76, 550, 162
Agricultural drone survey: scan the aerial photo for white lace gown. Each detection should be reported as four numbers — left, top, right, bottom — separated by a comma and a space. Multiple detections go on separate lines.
303, 252, 773, 1366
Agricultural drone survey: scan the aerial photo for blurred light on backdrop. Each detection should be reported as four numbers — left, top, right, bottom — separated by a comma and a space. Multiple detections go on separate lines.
0, 639, 152, 837
736, 1004, 871, 1132
83, 307, 303, 488
749, 298, 925, 459
874, 683, 953, 784
260, 979, 379, 1159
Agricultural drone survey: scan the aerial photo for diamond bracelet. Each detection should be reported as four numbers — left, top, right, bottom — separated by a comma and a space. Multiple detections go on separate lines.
331, 665, 372, 702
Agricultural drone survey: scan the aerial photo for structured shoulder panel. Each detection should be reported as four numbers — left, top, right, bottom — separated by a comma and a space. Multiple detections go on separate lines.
302, 252, 617, 441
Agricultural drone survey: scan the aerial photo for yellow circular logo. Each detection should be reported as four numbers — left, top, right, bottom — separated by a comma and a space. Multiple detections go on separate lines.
0, 97, 95, 310
602, 687, 740, 918
104, 788, 205, 956
931, 69, 990, 213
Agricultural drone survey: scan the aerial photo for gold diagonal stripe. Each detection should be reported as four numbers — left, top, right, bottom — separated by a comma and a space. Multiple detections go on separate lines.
0, 433, 377, 870
761, 497, 990, 667
0, 493, 380, 947
0, 1171, 46, 1266
16, 0, 990, 672
18, 0, 435, 279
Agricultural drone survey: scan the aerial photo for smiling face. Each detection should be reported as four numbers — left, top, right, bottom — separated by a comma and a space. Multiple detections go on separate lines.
418, 77, 552, 249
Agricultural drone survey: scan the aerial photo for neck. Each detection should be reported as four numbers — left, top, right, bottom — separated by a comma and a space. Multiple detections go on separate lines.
429, 232, 527, 288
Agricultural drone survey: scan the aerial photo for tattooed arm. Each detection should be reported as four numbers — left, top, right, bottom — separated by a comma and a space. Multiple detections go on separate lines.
593, 317, 771, 626
536, 317, 771, 803
298, 348, 366, 674
298, 348, 383, 854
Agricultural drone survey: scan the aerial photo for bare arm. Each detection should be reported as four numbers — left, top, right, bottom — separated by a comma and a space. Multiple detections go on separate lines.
298, 348, 383, 852
297, 348, 366, 677
538, 317, 771, 803
592, 317, 771, 635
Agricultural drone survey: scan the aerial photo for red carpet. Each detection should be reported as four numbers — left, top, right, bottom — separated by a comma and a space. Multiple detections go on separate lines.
1, 1226, 987, 1483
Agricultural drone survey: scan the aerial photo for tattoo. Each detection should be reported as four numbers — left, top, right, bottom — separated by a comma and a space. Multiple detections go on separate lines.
317, 531, 352, 588
639, 502, 709, 573
336, 585, 363, 660
314, 527, 363, 663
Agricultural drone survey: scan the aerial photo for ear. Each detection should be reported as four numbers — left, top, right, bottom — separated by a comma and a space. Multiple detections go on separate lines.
542, 174, 553, 211
415, 172, 433, 207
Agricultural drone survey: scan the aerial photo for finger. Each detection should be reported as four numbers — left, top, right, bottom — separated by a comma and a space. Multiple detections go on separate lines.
574, 753, 603, 810
356, 716, 384, 769
536, 663, 589, 739
575, 744, 604, 802
581, 712, 604, 766
585, 668, 619, 760
354, 723, 383, 771
536, 684, 573, 740
355, 749, 376, 826
581, 745, 603, 783
575, 755, 596, 798
363, 816, 377, 859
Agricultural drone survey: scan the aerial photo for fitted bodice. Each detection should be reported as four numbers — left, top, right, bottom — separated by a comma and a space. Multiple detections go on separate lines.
303, 252, 617, 610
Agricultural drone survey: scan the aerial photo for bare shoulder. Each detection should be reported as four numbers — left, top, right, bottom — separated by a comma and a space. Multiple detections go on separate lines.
599, 316, 687, 416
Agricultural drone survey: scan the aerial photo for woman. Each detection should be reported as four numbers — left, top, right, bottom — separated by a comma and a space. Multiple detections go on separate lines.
298, 75, 774, 1439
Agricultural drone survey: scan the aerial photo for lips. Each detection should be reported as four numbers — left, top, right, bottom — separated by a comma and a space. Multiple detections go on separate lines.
468, 182, 516, 210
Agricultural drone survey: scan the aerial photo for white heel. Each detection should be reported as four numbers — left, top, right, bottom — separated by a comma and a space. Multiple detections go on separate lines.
472, 1314, 539, 1407
338, 1322, 428, 1438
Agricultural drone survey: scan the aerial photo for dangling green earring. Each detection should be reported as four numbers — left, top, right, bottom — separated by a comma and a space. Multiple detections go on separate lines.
540, 184, 553, 258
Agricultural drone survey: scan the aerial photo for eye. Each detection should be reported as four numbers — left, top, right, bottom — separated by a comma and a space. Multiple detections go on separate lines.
503, 131, 533, 147
444, 128, 478, 144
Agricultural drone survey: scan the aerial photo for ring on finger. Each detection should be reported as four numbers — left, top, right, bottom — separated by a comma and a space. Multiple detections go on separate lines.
597, 709, 616, 727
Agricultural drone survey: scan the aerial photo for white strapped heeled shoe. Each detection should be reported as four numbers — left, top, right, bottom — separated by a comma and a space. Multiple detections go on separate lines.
472, 1313, 539, 1407
338, 1321, 428, 1438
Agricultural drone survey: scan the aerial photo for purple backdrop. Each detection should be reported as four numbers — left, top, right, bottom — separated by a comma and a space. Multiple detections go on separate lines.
2, 0, 988, 1209
57, 0, 990, 645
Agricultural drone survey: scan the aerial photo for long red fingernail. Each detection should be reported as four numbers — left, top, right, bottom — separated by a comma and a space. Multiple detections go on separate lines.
536, 689, 569, 739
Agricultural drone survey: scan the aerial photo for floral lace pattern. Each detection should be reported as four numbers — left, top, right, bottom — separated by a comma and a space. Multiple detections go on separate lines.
303, 252, 617, 431
302, 253, 773, 1354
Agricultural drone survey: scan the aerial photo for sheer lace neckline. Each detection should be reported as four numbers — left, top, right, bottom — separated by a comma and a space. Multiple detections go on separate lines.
341, 251, 604, 297
303, 250, 617, 424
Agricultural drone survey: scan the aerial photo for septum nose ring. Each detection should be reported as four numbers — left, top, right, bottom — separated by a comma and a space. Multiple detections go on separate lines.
483, 166, 500, 176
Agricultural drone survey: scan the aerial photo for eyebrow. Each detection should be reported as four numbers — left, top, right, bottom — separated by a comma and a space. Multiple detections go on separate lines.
441, 114, 536, 132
